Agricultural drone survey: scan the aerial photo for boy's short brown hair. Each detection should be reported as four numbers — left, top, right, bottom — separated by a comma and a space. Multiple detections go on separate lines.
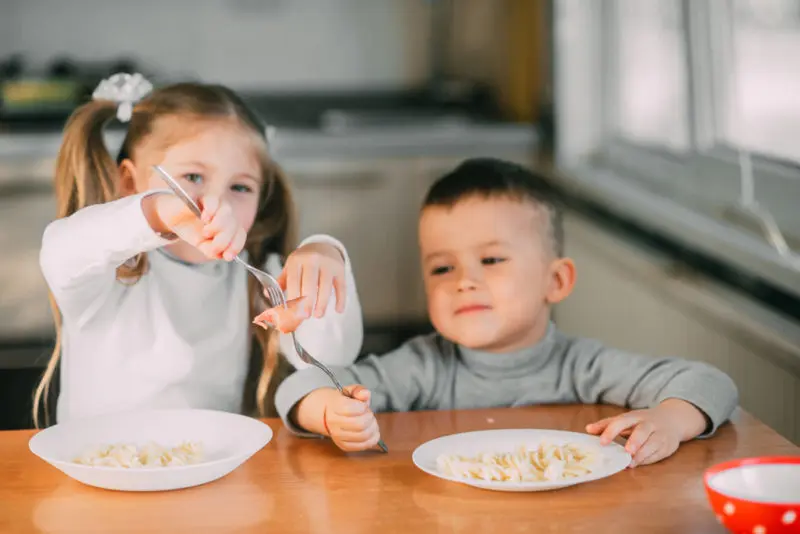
422, 158, 564, 257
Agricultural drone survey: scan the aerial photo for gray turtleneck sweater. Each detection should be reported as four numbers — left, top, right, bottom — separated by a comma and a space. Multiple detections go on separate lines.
275, 324, 739, 437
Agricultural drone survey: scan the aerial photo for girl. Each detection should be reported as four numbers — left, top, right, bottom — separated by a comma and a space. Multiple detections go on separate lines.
34, 74, 363, 427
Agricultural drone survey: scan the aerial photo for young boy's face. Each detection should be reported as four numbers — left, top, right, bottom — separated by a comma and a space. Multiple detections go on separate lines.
419, 195, 574, 352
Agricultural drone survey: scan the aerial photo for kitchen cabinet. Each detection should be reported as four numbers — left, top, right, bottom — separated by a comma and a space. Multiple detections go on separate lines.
284, 158, 415, 323
0, 159, 56, 343
281, 151, 537, 326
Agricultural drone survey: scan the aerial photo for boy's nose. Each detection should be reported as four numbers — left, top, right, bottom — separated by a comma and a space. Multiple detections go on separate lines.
457, 280, 477, 292
456, 270, 481, 292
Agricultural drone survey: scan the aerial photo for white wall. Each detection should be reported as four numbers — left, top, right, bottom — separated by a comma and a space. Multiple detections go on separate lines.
1, 0, 431, 91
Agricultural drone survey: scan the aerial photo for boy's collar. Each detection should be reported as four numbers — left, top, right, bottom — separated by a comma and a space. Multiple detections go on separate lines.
456, 322, 557, 378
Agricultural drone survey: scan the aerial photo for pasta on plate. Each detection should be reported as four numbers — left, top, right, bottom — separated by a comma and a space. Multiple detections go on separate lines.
436, 442, 599, 482
72, 441, 204, 468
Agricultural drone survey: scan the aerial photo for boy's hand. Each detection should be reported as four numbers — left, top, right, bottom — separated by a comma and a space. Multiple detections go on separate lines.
585, 399, 708, 468
278, 242, 346, 318
322, 385, 382, 452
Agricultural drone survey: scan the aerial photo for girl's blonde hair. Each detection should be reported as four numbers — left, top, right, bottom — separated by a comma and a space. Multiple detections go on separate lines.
33, 83, 296, 428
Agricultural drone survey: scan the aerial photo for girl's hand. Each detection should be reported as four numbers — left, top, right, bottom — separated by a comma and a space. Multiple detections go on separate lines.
585, 399, 707, 467
154, 193, 246, 261
276, 242, 347, 318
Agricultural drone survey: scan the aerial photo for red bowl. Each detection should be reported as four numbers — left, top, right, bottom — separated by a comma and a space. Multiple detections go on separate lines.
704, 456, 800, 533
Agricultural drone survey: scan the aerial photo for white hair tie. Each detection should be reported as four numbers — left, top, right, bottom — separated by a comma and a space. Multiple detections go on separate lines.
92, 72, 153, 123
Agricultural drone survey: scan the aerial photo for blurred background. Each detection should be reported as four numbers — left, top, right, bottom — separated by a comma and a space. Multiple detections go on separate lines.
0, 0, 798, 444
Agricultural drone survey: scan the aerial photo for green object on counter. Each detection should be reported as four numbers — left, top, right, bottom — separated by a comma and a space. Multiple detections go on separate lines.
1, 78, 82, 112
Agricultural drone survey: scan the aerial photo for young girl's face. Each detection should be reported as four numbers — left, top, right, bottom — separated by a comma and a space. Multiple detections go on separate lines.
121, 116, 264, 263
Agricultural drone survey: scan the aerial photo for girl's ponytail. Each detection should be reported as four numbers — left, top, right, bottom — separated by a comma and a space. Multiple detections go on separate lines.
54, 99, 119, 217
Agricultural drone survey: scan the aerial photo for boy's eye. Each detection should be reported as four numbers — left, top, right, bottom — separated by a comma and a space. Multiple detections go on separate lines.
231, 184, 254, 193
183, 173, 203, 185
430, 265, 453, 276
482, 257, 507, 265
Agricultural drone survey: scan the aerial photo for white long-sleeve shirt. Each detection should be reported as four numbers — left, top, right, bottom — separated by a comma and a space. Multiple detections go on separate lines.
39, 192, 363, 423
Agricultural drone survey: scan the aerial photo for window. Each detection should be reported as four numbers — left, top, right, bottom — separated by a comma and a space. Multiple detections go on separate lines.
554, 0, 800, 297
612, 0, 690, 151
721, 0, 800, 161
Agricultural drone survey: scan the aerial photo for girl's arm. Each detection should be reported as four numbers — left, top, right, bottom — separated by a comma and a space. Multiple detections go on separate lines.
39, 191, 175, 325
274, 234, 364, 369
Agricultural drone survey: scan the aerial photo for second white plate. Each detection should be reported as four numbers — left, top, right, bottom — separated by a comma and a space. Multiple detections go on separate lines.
412, 428, 631, 492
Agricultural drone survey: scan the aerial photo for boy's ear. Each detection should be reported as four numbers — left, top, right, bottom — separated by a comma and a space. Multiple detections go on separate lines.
545, 257, 576, 305
118, 159, 138, 197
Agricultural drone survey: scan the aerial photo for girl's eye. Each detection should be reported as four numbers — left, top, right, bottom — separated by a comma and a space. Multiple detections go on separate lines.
231, 184, 254, 193
183, 173, 203, 185
430, 265, 453, 276
482, 257, 507, 265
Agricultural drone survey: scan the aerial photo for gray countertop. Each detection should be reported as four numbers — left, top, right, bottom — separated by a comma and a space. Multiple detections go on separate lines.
0, 122, 538, 163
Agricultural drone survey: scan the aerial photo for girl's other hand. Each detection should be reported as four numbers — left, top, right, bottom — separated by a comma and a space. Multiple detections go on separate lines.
278, 242, 347, 318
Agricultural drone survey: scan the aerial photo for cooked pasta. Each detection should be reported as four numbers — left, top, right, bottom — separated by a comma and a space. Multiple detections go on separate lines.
436, 442, 599, 482
72, 441, 204, 468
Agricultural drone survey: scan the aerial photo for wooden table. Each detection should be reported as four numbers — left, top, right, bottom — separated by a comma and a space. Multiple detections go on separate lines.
1, 405, 797, 533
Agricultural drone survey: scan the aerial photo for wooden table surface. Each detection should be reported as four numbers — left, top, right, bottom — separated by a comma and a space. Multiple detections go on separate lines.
1, 405, 798, 533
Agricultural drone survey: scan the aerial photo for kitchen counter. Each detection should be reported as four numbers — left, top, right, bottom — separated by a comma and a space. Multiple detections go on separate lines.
0, 122, 538, 164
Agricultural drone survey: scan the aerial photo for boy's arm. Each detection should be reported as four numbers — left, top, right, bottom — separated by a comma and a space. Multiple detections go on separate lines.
275, 335, 442, 436
568, 338, 739, 438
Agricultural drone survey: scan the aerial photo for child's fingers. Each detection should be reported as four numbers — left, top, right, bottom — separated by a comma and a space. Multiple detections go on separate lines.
167, 206, 201, 230
332, 274, 346, 313
222, 227, 246, 261
203, 224, 237, 258
276, 269, 287, 291
343, 385, 371, 405
624, 421, 655, 456
284, 262, 302, 300
199, 195, 220, 223
630, 436, 661, 467
332, 395, 369, 417
300, 263, 319, 302
333, 415, 378, 440
585, 416, 614, 435
313, 272, 334, 318
336, 419, 380, 449
200, 203, 233, 239
599, 414, 640, 445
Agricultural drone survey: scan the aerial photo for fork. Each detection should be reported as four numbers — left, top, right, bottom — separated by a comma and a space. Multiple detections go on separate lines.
152, 165, 388, 453
151, 166, 277, 285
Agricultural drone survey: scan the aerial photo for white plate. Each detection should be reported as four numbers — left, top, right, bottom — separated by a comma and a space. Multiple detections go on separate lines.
29, 409, 273, 492
412, 429, 631, 492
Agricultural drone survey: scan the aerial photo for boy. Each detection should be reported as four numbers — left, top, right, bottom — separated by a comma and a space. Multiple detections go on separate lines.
274, 158, 738, 467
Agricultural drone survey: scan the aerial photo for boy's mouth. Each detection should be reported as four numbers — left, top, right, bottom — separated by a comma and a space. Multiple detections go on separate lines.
455, 304, 492, 315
